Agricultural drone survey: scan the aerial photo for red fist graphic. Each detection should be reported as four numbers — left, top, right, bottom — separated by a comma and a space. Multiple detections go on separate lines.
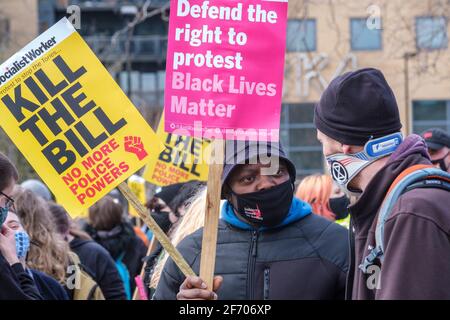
124, 136, 148, 161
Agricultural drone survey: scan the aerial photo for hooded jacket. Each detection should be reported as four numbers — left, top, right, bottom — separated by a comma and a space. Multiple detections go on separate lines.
154, 198, 349, 300
349, 134, 450, 300
70, 237, 126, 300
85, 222, 147, 294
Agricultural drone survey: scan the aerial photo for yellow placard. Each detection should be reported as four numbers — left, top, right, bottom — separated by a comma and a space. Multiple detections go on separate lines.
128, 175, 146, 217
0, 18, 163, 217
143, 112, 210, 186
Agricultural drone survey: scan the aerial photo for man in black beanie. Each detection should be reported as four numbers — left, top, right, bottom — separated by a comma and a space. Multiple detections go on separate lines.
154, 141, 349, 300
314, 68, 450, 300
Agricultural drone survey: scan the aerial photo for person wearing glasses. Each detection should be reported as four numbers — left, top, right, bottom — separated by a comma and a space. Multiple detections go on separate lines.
0, 152, 42, 300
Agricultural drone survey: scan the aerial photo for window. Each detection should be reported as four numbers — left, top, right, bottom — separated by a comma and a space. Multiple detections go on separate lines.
286, 19, 317, 52
118, 71, 165, 107
119, 71, 140, 94
416, 17, 448, 50
350, 18, 382, 51
142, 71, 165, 107
413, 100, 450, 134
280, 103, 324, 179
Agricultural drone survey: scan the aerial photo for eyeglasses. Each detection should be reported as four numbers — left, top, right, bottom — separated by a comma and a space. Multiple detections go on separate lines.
0, 191, 14, 209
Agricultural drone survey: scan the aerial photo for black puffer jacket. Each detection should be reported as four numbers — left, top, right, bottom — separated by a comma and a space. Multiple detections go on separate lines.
154, 213, 349, 300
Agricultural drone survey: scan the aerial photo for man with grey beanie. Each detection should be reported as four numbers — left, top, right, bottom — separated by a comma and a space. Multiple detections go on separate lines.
154, 141, 349, 300
314, 68, 450, 300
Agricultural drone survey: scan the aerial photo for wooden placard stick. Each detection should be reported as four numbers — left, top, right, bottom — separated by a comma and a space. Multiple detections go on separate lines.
199, 139, 225, 290
118, 182, 195, 278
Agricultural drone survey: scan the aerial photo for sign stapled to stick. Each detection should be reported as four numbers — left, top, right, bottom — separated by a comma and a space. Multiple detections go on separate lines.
0, 18, 163, 215
0, 18, 196, 278
165, 0, 287, 142
164, 0, 288, 289
143, 112, 211, 186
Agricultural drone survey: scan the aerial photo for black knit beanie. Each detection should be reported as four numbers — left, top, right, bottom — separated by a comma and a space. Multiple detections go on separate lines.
314, 68, 402, 146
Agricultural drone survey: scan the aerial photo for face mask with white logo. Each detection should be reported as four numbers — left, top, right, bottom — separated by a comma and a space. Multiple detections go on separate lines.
229, 180, 294, 228
326, 132, 403, 194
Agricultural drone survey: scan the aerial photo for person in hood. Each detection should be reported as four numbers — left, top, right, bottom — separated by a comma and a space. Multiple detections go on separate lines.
146, 188, 209, 299
141, 180, 206, 298
421, 128, 450, 173
154, 141, 348, 300
314, 68, 450, 299
145, 182, 187, 237
85, 196, 147, 299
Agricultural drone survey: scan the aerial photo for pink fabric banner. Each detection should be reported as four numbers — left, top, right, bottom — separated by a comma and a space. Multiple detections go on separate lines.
164, 0, 288, 141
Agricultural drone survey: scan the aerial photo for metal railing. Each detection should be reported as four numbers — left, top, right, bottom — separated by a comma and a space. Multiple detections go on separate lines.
83, 34, 167, 62
57, 0, 169, 9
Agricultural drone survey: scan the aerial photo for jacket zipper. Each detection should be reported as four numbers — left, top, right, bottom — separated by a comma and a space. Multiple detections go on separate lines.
247, 230, 258, 299
345, 211, 355, 300
263, 267, 270, 300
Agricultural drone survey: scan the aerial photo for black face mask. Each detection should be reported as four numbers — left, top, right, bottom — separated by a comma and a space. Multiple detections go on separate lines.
431, 152, 450, 172
151, 211, 172, 234
329, 195, 350, 220
230, 180, 294, 228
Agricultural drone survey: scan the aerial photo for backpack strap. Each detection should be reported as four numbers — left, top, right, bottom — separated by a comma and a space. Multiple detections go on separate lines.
116, 253, 132, 300
359, 165, 450, 274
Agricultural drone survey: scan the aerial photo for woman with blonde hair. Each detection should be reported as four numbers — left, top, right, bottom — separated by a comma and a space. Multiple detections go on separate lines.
48, 202, 126, 300
12, 187, 70, 285
295, 174, 350, 226
150, 188, 207, 292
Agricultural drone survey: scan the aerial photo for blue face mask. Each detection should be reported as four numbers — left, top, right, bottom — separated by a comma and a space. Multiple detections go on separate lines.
15, 231, 30, 259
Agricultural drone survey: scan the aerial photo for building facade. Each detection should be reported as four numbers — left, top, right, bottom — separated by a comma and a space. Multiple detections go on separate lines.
283, 0, 450, 177
39, 0, 169, 127
3, 0, 449, 180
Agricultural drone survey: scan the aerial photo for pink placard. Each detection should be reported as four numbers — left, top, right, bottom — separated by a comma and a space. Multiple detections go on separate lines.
164, 0, 288, 141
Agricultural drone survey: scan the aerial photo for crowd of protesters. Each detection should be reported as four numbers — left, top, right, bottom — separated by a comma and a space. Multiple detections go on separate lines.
1, 68, 450, 300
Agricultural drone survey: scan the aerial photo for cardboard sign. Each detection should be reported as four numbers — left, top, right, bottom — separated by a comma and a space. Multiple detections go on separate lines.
143, 112, 210, 186
164, 0, 288, 141
0, 18, 163, 216
128, 175, 147, 217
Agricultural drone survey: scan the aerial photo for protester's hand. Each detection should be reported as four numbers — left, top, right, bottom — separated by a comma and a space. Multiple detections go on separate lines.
0, 225, 19, 266
177, 275, 223, 300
